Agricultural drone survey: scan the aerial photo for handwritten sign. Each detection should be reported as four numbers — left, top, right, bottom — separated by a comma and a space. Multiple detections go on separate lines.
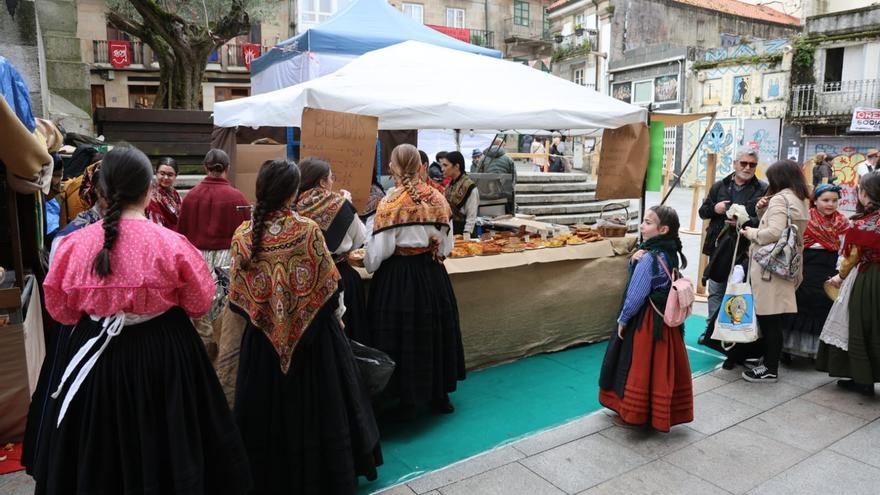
300, 108, 379, 212
108, 41, 131, 69
595, 123, 650, 200
851, 107, 880, 132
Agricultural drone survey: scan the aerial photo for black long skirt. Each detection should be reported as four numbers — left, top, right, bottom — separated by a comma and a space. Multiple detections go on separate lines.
368, 253, 466, 406
233, 299, 382, 495
785, 249, 837, 358
23, 307, 251, 495
338, 260, 371, 344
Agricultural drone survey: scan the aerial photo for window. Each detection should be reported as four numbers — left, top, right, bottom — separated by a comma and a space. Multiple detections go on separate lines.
128, 85, 158, 109
514, 1, 529, 27
91, 84, 105, 115
824, 47, 844, 86
215, 86, 250, 103
573, 68, 585, 86
300, 0, 352, 30
446, 8, 465, 28
542, 7, 550, 36
633, 80, 653, 104
574, 13, 585, 27
402, 3, 424, 23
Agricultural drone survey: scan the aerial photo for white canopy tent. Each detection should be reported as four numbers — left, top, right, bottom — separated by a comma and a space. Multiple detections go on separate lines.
214, 41, 647, 132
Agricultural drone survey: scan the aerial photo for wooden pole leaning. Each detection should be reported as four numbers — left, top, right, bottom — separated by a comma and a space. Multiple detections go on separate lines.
695, 153, 717, 298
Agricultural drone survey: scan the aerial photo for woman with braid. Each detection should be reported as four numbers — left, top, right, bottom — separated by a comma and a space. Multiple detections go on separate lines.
294, 157, 370, 343
365, 144, 466, 420
598, 205, 694, 432
24, 147, 251, 495
229, 159, 382, 494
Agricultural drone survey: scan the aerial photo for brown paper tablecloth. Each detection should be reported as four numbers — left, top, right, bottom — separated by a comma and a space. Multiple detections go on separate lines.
358, 237, 636, 370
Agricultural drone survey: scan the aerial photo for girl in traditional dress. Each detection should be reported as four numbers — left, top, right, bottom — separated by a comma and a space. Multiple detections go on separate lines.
146, 156, 182, 229
24, 147, 251, 495
365, 144, 466, 419
816, 171, 880, 396
229, 159, 382, 494
177, 149, 252, 358
599, 205, 693, 432
784, 184, 848, 360
295, 156, 370, 343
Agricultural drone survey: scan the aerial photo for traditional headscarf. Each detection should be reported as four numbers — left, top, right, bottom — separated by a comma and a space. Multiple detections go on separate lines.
228, 210, 340, 373
804, 185, 848, 252
78, 161, 102, 208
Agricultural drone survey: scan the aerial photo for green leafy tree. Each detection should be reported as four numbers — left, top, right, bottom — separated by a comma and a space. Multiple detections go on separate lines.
107, 0, 270, 109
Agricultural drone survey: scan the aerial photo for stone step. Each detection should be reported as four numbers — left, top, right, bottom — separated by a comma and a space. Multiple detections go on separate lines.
516, 192, 599, 204
517, 200, 633, 216
535, 211, 639, 228
515, 181, 597, 193
516, 172, 591, 184
175, 174, 205, 189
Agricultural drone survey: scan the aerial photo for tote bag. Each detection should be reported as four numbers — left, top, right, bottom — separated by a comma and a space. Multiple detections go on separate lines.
712, 233, 760, 349
819, 269, 858, 352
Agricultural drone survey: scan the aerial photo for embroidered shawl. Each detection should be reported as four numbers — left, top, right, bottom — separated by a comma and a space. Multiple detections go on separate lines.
228, 210, 340, 373
295, 187, 356, 252
803, 207, 849, 252
844, 210, 880, 270
444, 174, 477, 220
372, 180, 452, 235
146, 182, 182, 229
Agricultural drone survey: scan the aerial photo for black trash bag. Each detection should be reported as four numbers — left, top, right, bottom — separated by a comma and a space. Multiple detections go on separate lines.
349, 339, 395, 397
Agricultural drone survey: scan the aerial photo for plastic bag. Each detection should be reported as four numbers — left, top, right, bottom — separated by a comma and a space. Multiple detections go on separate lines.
349, 339, 396, 397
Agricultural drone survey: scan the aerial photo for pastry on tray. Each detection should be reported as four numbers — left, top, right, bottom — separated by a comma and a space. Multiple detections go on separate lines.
480, 244, 502, 255
348, 248, 366, 266
547, 239, 565, 248
465, 242, 483, 255
566, 236, 586, 245
450, 246, 472, 258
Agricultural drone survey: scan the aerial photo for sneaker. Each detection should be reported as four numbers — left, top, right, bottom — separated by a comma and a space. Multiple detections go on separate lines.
744, 358, 763, 370
742, 365, 778, 383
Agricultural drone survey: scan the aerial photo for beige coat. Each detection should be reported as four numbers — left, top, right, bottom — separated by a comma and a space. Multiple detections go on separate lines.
744, 188, 810, 315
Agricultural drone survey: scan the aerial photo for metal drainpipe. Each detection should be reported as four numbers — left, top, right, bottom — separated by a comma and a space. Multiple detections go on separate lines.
592, 0, 600, 91
484, 0, 489, 40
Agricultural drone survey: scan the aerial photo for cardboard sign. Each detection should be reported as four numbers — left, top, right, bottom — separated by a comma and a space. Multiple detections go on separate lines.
108, 41, 131, 68
300, 108, 379, 212
233, 143, 287, 203
595, 123, 650, 200
851, 107, 880, 132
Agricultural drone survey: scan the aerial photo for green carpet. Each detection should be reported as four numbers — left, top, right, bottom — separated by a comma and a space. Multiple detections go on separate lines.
358, 315, 723, 494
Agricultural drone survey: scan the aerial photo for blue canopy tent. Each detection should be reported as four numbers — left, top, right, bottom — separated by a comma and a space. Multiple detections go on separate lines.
250, 0, 502, 94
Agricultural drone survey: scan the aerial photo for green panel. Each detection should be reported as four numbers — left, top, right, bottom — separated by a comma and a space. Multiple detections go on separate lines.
646, 121, 665, 192
357, 315, 722, 493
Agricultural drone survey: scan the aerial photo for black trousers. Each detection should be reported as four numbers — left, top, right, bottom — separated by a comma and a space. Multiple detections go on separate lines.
757, 313, 795, 372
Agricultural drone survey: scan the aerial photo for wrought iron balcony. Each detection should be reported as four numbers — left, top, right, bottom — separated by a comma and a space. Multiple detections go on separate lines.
468, 29, 495, 49
551, 30, 598, 62
790, 78, 880, 120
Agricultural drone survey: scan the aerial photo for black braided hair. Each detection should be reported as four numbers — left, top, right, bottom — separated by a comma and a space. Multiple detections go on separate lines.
241, 159, 301, 270
855, 171, 880, 219
649, 205, 688, 270
91, 147, 153, 277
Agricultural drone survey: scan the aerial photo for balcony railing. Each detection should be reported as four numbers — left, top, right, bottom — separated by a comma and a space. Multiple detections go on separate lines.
93, 40, 148, 66
552, 30, 598, 62
503, 18, 552, 43
790, 79, 880, 119
468, 29, 495, 49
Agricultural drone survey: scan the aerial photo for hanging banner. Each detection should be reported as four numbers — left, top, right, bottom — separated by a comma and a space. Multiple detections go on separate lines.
595, 123, 650, 200
851, 107, 880, 132
108, 41, 131, 68
646, 121, 665, 192
428, 25, 471, 43
300, 108, 379, 212
242, 44, 261, 70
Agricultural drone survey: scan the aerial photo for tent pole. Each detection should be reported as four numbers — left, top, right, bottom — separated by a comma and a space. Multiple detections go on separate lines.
660, 113, 716, 206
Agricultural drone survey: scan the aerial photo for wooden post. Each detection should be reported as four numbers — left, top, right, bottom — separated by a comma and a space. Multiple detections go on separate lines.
681, 180, 703, 235
695, 153, 718, 298
660, 153, 673, 200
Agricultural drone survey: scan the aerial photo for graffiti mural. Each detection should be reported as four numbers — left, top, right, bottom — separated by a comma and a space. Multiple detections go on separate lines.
805, 138, 880, 211
741, 119, 781, 178
683, 118, 738, 184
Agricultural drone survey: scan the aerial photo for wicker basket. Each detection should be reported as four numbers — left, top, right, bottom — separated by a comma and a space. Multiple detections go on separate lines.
596, 203, 629, 238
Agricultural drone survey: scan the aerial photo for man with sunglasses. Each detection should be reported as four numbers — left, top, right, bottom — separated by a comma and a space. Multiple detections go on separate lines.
698, 149, 768, 326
